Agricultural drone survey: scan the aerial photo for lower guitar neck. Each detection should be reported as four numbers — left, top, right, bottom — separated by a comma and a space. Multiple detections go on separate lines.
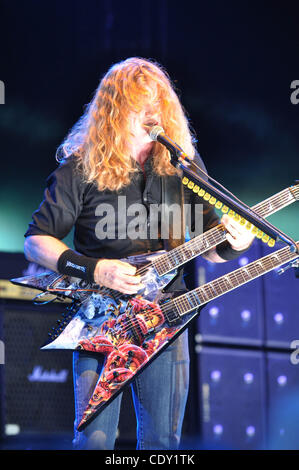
162, 243, 298, 321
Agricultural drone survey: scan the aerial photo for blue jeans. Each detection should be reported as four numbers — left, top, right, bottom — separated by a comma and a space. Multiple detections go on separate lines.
72, 330, 190, 450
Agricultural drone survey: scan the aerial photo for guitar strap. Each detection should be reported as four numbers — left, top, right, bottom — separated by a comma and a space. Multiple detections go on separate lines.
161, 173, 186, 251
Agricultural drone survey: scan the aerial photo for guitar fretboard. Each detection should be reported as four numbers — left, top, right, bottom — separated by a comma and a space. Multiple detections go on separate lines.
162, 243, 298, 320
152, 186, 297, 276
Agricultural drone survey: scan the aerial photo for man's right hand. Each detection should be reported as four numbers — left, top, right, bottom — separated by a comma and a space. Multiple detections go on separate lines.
94, 259, 144, 295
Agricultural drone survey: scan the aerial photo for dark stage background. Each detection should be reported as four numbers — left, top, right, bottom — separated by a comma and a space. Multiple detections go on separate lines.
0, 0, 298, 251
0, 0, 298, 451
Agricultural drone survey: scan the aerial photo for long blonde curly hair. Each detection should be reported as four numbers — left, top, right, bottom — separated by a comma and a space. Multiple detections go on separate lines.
57, 57, 197, 191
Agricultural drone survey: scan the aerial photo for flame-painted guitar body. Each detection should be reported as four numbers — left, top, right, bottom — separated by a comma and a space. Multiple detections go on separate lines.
12, 243, 299, 430
12, 251, 179, 350
73, 294, 197, 431
11, 250, 198, 430
11, 184, 299, 430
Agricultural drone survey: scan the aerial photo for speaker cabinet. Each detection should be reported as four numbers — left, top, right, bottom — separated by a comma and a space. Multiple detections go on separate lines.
266, 351, 299, 450
196, 241, 265, 346
262, 244, 299, 349
195, 345, 266, 449
0, 300, 74, 435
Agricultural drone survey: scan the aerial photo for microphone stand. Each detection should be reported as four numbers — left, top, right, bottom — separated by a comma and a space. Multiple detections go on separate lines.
169, 151, 298, 253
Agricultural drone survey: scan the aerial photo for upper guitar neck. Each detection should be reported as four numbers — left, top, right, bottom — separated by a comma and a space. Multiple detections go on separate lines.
152, 185, 298, 277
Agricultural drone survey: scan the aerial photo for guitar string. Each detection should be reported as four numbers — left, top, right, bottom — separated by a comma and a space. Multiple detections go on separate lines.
57, 189, 295, 288
152, 189, 295, 274
47, 189, 298, 342
186, 160, 295, 217
160, 246, 297, 317
152, 191, 294, 275
74, 190, 299, 351
95, 245, 296, 336
164, 246, 294, 313
94, 307, 164, 338
52, 246, 297, 341
85, 246, 297, 336
47, 190, 295, 298
169, 248, 296, 314
47, 188, 293, 306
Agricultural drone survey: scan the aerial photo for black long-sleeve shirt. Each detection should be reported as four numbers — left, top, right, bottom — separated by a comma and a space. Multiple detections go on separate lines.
24, 153, 220, 291
25, 153, 219, 257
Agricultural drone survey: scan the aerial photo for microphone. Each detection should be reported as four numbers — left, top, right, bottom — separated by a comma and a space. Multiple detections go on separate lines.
148, 126, 188, 160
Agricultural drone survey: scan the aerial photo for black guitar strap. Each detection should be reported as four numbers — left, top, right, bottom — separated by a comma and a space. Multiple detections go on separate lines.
160, 173, 187, 292
161, 173, 186, 251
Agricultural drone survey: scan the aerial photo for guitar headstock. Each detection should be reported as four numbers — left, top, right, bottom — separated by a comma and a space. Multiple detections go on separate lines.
290, 181, 299, 200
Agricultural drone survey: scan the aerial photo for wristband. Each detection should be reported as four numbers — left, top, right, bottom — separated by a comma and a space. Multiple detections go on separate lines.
215, 240, 249, 261
57, 249, 99, 284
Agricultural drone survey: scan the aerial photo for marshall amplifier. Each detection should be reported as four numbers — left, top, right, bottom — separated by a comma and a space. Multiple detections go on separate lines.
0, 299, 75, 436
0, 252, 159, 448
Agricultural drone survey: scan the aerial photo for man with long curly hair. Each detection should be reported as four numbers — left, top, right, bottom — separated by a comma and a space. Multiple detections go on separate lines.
24, 57, 254, 450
